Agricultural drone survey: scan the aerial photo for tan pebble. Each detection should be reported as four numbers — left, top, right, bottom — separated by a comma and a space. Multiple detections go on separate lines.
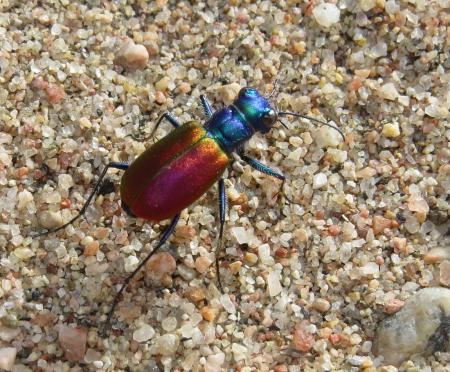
155, 91, 166, 104
31, 311, 57, 327
177, 82, 191, 94
424, 247, 450, 264
31, 76, 48, 90
94, 227, 109, 240
372, 215, 391, 235
219, 83, 241, 105
294, 228, 308, 242
375, 256, 384, 265
46, 84, 66, 103
384, 298, 404, 314
38, 210, 63, 230
318, 327, 332, 339
145, 252, 176, 279
244, 252, 258, 266
58, 326, 87, 361
185, 287, 206, 302
83, 241, 99, 257
273, 365, 288, 372
114, 38, 149, 70
293, 329, 315, 352
201, 306, 218, 322
439, 260, 450, 286
144, 40, 159, 56
393, 237, 407, 253
407, 196, 429, 214
229, 261, 242, 274
194, 256, 212, 274
328, 225, 341, 236
356, 166, 377, 179
175, 225, 196, 240
312, 298, 331, 312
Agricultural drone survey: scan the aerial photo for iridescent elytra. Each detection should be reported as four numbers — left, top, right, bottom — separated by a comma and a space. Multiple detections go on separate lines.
34, 87, 345, 334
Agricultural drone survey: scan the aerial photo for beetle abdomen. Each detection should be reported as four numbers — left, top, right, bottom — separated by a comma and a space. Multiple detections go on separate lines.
120, 122, 230, 221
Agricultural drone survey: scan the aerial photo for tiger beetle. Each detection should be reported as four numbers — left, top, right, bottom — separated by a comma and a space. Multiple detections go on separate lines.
34, 87, 345, 334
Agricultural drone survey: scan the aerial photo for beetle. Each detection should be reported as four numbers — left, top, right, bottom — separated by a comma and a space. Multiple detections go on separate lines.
34, 87, 344, 333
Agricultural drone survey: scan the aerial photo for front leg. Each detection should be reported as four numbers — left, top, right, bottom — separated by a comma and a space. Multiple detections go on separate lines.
238, 151, 285, 180
238, 152, 299, 204
133, 112, 181, 141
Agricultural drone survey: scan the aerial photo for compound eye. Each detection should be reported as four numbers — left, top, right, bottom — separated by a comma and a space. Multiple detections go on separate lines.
262, 109, 278, 127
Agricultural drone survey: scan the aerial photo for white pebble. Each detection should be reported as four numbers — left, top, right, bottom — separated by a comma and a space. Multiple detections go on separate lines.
124, 255, 139, 272
153, 334, 179, 356
313, 173, 328, 189
231, 343, 248, 362
0, 347, 17, 371
314, 125, 342, 148
313, 3, 340, 27
258, 244, 273, 265
133, 324, 155, 342
220, 294, 236, 313
378, 82, 399, 100
268, 271, 282, 297
231, 227, 249, 244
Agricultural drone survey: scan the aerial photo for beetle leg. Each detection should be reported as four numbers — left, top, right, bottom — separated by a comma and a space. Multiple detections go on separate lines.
148, 112, 181, 140
238, 152, 285, 180
215, 178, 226, 292
102, 213, 180, 336
200, 95, 214, 118
238, 152, 300, 205
32, 162, 128, 237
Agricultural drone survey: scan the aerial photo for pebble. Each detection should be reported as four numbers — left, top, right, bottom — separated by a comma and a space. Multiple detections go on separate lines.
219, 83, 241, 105
383, 298, 405, 314
0, 327, 20, 342
439, 261, 450, 286
314, 126, 342, 148
293, 329, 315, 352
373, 287, 450, 366
312, 298, 331, 312
258, 244, 274, 265
231, 343, 248, 362
424, 247, 450, 264
13, 247, 34, 260
152, 334, 179, 356
0, 347, 17, 371
382, 123, 400, 138
268, 271, 282, 297
244, 252, 258, 266
114, 38, 149, 70
201, 306, 219, 322
145, 252, 176, 279
38, 210, 63, 230
407, 196, 429, 214
312, 3, 340, 27
372, 215, 391, 235
378, 83, 399, 100
194, 256, 211, 274
232, 226, 250, 244
313, 173, 328, 189
133, 324, 155, 342
205, 353, 225, 372
58, 326, 87, 361
220, 294, 236, 313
